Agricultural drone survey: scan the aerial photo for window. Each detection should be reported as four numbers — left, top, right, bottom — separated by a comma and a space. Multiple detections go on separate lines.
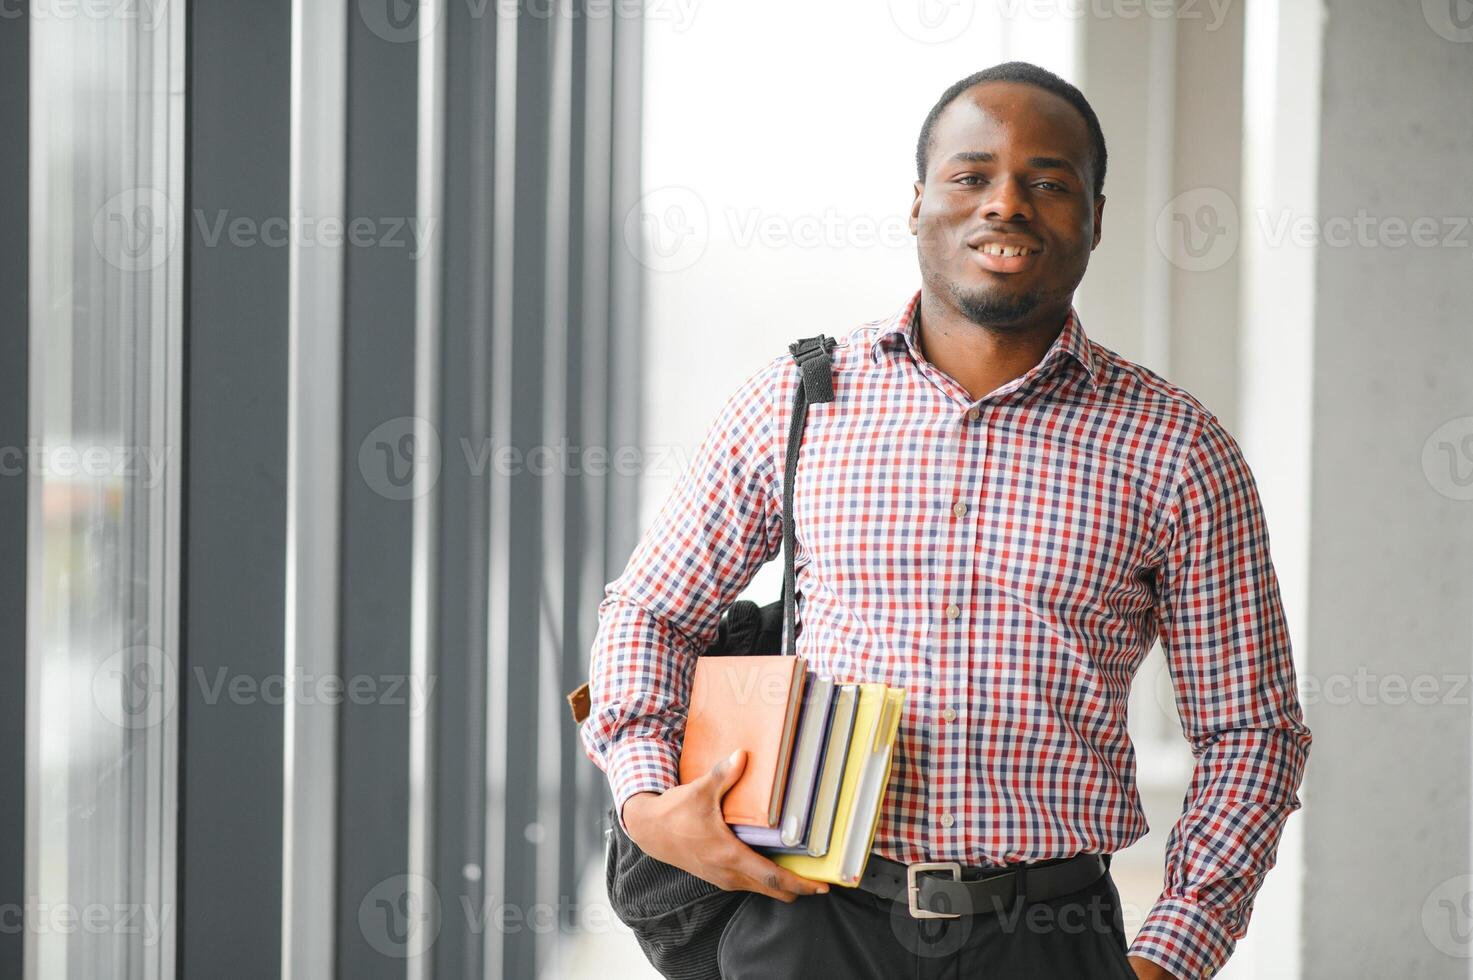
27, 4, 184, 978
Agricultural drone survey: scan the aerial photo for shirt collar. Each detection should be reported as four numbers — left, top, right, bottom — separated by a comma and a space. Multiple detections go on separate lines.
869, 289, 1099, 391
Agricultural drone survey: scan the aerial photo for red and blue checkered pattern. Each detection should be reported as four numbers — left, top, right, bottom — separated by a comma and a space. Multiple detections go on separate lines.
581, 290, 1311, 979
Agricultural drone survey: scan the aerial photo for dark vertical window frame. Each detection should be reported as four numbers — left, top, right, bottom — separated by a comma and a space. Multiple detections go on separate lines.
431, 1, 498, 978
569, 4, 618, 881
605, 0, 646, 584
334, 3, 421, 977
571, 5, 614, 887
495, 9, 554, 978
179, 0, 294, 977
556, 6, 593, 919
0, 8, 26, 976
539, 0, 575, 954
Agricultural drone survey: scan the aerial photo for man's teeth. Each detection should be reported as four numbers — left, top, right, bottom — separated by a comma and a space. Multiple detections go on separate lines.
979, 243, 1035, 257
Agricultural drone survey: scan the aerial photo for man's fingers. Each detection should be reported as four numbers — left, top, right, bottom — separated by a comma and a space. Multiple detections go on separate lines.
730, 867, 798, 902
747, 880, 799, 903
764, 859, 830, 897
690, 763, 831, 902
704, 858, 795, 902
732, 846, 829, 897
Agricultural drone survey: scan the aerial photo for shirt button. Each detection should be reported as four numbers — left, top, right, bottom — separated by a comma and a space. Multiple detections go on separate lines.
965, 407, 980, 422
951, 501, 967, 518
941, 707, 956, 722
940, 813, 955, 828
944, 603, 960, 620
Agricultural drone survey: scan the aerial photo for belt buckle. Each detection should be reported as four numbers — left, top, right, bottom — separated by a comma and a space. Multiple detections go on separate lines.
905, 861, 962, 919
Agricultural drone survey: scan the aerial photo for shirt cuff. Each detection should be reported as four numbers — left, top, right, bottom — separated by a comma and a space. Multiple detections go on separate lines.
1128, 897, 1237, 979
606, 736, 680, 835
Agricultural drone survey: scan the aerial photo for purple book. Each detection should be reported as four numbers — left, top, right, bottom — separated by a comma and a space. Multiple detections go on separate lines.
732, 824, 786, 847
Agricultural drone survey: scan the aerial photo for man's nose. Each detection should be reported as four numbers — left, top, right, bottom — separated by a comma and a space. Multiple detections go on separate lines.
980, 176, 1033, 223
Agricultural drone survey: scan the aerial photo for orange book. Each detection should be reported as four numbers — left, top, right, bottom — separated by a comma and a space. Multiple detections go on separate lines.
679, 656, 807, 827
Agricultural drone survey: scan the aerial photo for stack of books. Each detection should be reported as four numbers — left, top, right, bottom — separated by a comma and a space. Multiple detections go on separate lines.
677, 656, 906, 887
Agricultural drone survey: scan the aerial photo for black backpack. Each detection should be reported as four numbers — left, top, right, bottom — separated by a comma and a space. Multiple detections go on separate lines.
568, 334, 838, 979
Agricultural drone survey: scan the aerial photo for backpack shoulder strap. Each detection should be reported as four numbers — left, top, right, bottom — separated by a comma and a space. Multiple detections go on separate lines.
781, 335, 838, 657
566, 336, 839, 724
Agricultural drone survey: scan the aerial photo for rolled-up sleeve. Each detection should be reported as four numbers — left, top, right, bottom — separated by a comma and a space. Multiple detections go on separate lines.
579, 356, 786, 832
1130, 416, 1313, 979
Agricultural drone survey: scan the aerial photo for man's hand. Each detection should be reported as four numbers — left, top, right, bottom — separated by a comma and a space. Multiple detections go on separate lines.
1127, 955, 1180, 979
621, 749, 831, 903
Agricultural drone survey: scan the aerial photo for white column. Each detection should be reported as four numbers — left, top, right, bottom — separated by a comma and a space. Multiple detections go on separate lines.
1290, 1, 1473, 977
282, 0, 346, 975
1232, 0, 1323, 975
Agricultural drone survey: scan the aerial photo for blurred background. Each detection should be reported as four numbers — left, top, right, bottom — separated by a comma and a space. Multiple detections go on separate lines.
2, 0, 1471, 978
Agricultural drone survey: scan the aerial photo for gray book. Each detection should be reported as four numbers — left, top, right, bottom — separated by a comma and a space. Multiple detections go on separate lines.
804, 684, 858, 857
778, 676, 836, 847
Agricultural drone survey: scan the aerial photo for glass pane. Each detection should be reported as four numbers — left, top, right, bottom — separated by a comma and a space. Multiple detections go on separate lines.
26, 2, 185, 978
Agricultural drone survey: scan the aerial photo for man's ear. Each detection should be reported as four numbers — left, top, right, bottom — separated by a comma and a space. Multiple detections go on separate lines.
909, 181, 924, 235
1091, 193, 1105, 250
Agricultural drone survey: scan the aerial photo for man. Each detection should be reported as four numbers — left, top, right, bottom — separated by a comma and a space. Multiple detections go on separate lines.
581, 62, 1310, 979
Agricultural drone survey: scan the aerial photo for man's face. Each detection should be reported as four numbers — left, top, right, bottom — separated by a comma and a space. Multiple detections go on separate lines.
910, 81, 1105, 328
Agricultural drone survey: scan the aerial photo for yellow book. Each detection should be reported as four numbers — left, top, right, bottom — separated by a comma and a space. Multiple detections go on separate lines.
774, 683, 905, 886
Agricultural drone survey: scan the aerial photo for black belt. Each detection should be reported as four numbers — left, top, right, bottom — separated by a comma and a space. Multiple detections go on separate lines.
857, 852, 1109, 919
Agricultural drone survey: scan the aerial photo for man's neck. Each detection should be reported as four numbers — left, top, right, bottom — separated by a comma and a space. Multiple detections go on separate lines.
915, 291, 1070, 403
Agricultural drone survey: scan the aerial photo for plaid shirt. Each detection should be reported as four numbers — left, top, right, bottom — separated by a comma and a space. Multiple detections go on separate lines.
580, 290, 1311, 979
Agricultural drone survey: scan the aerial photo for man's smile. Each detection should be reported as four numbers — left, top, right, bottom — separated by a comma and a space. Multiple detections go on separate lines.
968, 241, 1042, 273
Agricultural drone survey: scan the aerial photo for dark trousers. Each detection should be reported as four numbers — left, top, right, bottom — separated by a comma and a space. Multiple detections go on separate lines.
716, 862, 1136, 980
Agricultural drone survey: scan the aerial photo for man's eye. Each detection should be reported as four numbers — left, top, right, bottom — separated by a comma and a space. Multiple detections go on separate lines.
957, 174, 986, 186
1035, 181, 1067, 191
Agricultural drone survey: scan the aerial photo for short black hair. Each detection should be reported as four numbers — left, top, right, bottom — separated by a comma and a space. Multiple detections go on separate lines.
915, 61, 1107, 198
